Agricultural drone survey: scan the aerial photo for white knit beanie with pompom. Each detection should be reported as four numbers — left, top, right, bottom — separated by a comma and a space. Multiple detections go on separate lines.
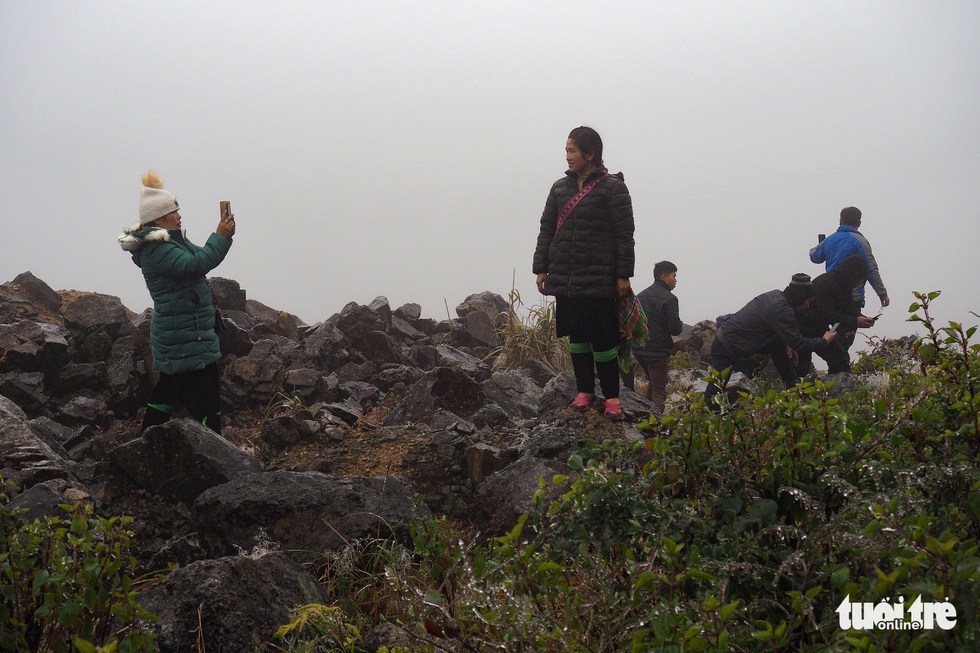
139, 172, 179, 224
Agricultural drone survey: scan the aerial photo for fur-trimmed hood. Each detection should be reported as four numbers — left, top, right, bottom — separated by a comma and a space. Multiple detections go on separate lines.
118, 224, 178, 252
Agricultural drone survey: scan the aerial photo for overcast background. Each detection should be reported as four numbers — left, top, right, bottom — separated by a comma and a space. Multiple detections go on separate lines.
3, 1, 978, 359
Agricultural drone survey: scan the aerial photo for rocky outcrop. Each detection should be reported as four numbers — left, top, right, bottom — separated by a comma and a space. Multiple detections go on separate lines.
1, 273, 673, 650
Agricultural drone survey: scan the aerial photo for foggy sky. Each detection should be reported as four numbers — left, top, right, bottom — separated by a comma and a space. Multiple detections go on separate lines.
2, 1, 979, 355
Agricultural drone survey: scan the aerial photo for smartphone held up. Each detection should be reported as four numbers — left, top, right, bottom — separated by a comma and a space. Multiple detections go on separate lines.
220, 201, 232, 219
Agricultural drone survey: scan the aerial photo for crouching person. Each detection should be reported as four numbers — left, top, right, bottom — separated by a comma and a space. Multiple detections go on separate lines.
704, 273, 836, 408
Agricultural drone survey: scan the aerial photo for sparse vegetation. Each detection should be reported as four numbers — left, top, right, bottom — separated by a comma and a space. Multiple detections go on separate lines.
6, 292, 978, 651
273, 290, 979, 651
490, 287, 570, 374
0, 481, 157, 652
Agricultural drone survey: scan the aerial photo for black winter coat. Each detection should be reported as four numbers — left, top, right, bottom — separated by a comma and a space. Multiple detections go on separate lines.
532, 167, 635, 300
798, 254, 867, 337
715, 290, 827, 358
634, 279, 682, 358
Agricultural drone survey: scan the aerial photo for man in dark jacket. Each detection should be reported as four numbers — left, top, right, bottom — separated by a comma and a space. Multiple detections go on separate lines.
704, 273, 837, 407
797, 254, 877, 376
633, 261, 682, 412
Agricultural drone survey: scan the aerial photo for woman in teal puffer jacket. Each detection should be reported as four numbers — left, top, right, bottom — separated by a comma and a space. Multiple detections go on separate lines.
118, 172, 235, 434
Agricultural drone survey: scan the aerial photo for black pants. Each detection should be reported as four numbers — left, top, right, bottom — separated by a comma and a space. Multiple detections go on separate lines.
797, 338, 851, 376
704, 337, 797, 405
140, 363, 222, 434
556, 296, 621, 399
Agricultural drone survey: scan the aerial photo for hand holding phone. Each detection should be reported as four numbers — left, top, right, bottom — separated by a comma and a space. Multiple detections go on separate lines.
216, 200, 235, 238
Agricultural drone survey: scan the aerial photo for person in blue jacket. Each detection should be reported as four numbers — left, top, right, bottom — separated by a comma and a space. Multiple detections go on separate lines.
118, 172, 235, 434
810, 206, 889, 309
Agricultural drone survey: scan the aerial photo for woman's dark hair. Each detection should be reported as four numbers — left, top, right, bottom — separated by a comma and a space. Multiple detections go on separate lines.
568, 126, 603, 167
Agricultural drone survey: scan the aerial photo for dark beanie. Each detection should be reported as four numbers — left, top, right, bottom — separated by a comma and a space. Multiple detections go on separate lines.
783, 273, 816, 307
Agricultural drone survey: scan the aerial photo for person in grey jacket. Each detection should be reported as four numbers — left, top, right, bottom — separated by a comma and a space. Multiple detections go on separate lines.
118, 172, 235, 434
633, 261, 682, 412
704, 273, 837, 406
533, 126, 635, 420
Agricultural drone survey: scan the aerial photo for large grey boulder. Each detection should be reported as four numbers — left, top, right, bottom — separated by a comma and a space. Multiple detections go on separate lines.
192, 471, 425, 563
474, 456, 570, 532
136, 553, 327, 653
480, 369, 543, 420
383, 366, 485, 427
108, 418, 262, 505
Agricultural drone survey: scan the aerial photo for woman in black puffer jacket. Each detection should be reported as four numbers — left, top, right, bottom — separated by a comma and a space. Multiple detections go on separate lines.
533, 126, 635, 420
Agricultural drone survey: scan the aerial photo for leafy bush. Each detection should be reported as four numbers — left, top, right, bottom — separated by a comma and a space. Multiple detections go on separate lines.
277, 292, 979, 651
0, 481, 156, 653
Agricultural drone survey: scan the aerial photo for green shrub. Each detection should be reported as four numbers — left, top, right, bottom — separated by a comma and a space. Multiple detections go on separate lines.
277, 292, 980, 652
0, 481, 156, 653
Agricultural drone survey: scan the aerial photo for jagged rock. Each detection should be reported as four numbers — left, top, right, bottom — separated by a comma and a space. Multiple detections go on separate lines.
302, 321, 350, 373
333, 299, 391, 340
0, 372, 48, 416
191, 471, 425, 563
539, 371, 658, 421
217, 316, 256, 358
383, 366, 485, 427
690, 371, 757, 401
375, 364, 425, 392
7, 272, 63, 314
283, 367, 335, 404
57, 396, 109, 427
319, 399, 363, 425
675, 320, 717, 364
432, 344, 490, 381
481, 369, 543, 419
340, 380, 381, 407
208, 276, 247, 311
466, 442, 518, 484
259, 413, 324, 451
367, 295, 392, 326
0, 394, 28, 421
223, 339, 287, 408
455, 291, 508, 321
393, 302, 422, 322
0, 408, 77, 490
7, 479, 95, 521
28, 416, 92, 460
474, 456, 570, 532
352, 330, 402, 364
0, 320, 71, 374
390, 314, 427, 342
108, 418, 263, 505
61, 292, 132, 340
105, 334, 152, 411
136, 554, 328, 653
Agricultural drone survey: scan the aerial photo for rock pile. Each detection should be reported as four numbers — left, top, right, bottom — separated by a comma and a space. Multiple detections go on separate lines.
0, 270, 715, 651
